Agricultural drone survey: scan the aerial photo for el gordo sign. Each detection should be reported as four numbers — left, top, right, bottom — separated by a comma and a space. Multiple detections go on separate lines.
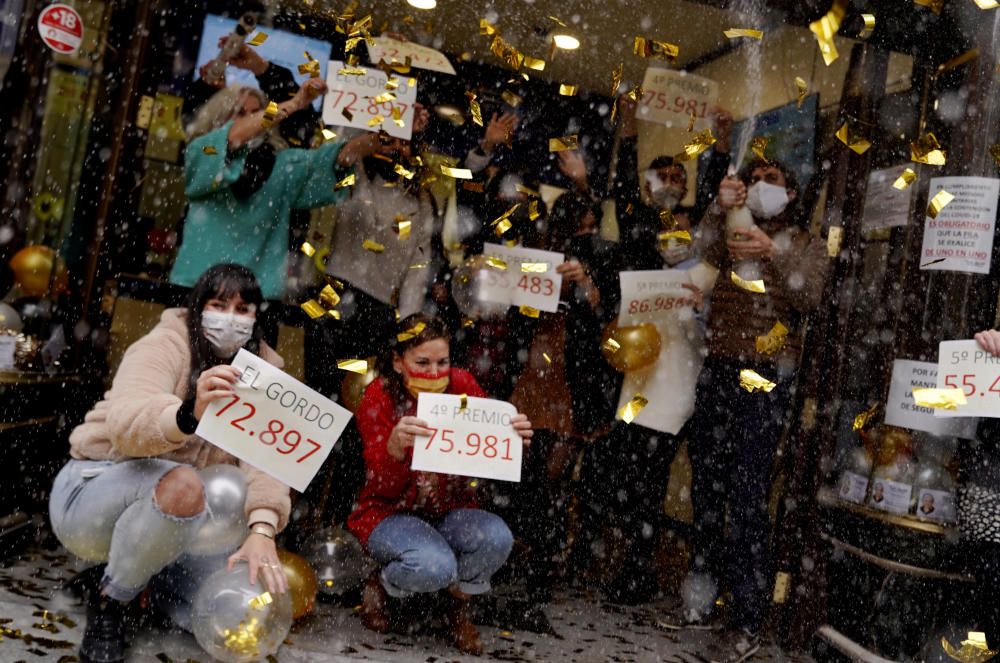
38, 4, 83, 55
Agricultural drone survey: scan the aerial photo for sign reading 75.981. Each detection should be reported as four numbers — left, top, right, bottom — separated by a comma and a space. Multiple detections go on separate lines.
935, 339, 1000, 419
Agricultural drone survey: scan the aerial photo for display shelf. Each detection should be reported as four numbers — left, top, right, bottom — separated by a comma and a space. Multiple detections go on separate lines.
817, 486, 952, 536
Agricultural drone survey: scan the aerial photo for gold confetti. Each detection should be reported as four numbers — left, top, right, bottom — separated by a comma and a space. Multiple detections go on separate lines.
542, 352, 552, 364
914, 0, 944, 14
523, 56, 546, 71
751, 136, 769, 162
490, 204, 520, 235
459, 394, 468, 412
528, 199, 540, 221
247, 32, 269, 46
859, 13, 876, 38
659, 208, 678, 228
912, 387, 966, 409
501, 90, 523, 107
974, 0, 1000, 6
809, 0, 846, 66
548, 15, 568, 27
301, 300, 325, 319
398, 321, 427, 342
835, 122, 871, 154
519, 305, 540, 318
827, 226, 843, 257
521, 261, 550, 273
465, 92, 483, 127
341, 108, 355, 123
394, 217, 412, 239
658, 230, 692, 244
490, 35, 524, 70
893, 168, 917, 189
495, 219, 512, 235
559, 83, 578, 96
755, 321, 789, 356
731, 271, 766, 293
440, 165, 473, 179
795, 77, 808, 108
261, 101, 279, 129
334, 173, 356, 190
619, 393, 649, 424
485, 256, 509, 270
516, 183, 541, 197
549, 135, 579, 152
367, 114, 385, 127
724, 28, 764, 39
298, 52, 321, 78
911, 133, 947, 165
321, 128, 337, 142
337, 358, 369, 374
202, 145, 218, 155
674, 129, 716, 162
926, 189, 955, 219
941, 632, 998, 663
610, 62, 624, 97
739, 369, 777, 393
363, 239, 385, 253
480, 18, 498, 36
394, 164, 415, 180
852, 403, 879, 432
371, 92, 396, 104
300, 242, 316, 258
338, 66, 368, 76
319, 283, 340, 307
626, 84, 644, 102
633, 36, 680, 60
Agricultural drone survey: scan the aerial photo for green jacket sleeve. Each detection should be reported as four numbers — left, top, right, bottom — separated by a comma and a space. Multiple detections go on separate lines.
285, 139, 353, 210
184, 121, 247, 200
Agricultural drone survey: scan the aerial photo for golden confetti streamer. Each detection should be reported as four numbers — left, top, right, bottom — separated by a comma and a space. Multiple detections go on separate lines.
485, 256, 509, 270
385, 77, 399, 91
495, 219, 512, 235
398, 321, 427, 342
491, 204, 520, 235
394, 164, 415, 180
337, 358, 369, 374
301, 300, 325, 319
974, 0, 1000, 7
658, 230, 693, 244
739, 369, 777, 393
321, 128, 337, 142
519, 305, 540, 318
409, 261, 429, 269
914, 0, 944, 14
298, 241, 316, 258
941, 632, 998, 663
755, 321, 789, 356
730, 271, 766, 293
298, 52, 321, 78
548, 15, 568, 27
619, 393, 648, 424
633, 36, 680, 60
852, 403, 879, 432
334, 173, 356, 190
440, 165, 473, 179
466, 92, 483, 127
674, 129, 717, 162
912, 387, 966, 410
911, 133, 947, 165
338, 66, 368, 76
859, 13, 876, 38
659, 208, 678, 229
751, 136, 769, 162
809, 0, 846, 66
724, 28, 764, 39
501, 90, 523, 107
559, 83, 578, 96
458, 394, 468, 412
893, 168, 917, 189
610, 62, 624, 97
490, 35, 524, 70
835, 122, 871, 154
520, 261, 550, 273
247, 32, 269, 47
626, 84, 644, 102
319, 284, 340, 308
542, 352, 552, 364
480, 18, 498, 36
528, 199, 540, 221
248, 592, 273, 610
516, 183, 541, 197
523, 56, 546, 71
341, 108, 355, 123
371, 92, 396, 104
795, 77, 808, 108
394, 218, 412, 240
926, 189, 955, 219
362, 239, 385, 253
388, 107, 403, 128
367, 114, 385, 127
202, 145, 218, 155
549, 135, 579, 152
827, 226, 843, 257
261, 101, 279, 129
687, 109, 697, 132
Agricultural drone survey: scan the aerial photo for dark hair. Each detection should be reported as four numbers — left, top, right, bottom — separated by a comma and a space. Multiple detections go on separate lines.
546, 191, 602, 254
484, 167, 547, 248
739, 157, 799, 195
646, 155, 687, 184
185, 264, 264, 397
377, 313, 452, 414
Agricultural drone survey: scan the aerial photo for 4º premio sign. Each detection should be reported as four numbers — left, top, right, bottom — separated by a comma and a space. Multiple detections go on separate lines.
38, 4, 84, 55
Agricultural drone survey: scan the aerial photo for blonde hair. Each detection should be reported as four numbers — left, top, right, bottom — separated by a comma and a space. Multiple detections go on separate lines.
186, 84, 287, 151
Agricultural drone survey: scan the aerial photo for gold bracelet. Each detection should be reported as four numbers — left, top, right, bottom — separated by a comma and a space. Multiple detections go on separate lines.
250, 523, 275, 540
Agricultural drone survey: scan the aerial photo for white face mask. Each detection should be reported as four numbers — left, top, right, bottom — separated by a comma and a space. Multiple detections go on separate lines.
645, 170, 685, 210
660, 239, 692, 266
745, 181, 790, 219
201, 310, 255, 358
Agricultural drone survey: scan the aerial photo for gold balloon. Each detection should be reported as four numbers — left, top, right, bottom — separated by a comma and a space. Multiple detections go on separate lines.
601, 321, 662, 372
277, 549, 318, 620
9, 246, 68, 297
340, 356, 379, 413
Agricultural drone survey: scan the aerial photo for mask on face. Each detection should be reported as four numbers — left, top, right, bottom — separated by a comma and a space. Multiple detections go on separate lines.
403, 368, 450, 398
651, 185, 685, 211
201, 310, 255, 358
745, 181, 790, 219
660, 239, 692, 266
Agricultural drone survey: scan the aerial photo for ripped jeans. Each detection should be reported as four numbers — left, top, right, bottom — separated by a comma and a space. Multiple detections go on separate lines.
49, 459, 228, 605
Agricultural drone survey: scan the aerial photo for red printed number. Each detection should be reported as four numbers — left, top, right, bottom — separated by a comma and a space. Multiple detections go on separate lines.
214, 395, 324, 463
425, 428, 514, 461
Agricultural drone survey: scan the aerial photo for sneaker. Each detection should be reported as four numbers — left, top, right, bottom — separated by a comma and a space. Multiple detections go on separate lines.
656, 606, 720, 631
709, 628, 761, 663
79, 594, 131, 663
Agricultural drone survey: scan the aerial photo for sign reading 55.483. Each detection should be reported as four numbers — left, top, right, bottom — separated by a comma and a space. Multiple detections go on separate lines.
935, 339, 1000, 419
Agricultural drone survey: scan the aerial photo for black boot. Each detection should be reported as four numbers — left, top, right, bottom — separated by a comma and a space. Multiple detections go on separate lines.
79, 591, 131, 663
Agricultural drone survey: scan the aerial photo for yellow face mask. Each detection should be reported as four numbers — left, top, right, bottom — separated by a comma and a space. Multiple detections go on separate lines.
404, 369, 450, 397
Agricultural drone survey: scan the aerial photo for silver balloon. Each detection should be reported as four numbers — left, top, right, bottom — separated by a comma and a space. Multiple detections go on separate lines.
0, 302, 22, 332
188, 465, 248, 556
192, 562, 293, 663
304, 527, 371, 596
451, 256, 511, 322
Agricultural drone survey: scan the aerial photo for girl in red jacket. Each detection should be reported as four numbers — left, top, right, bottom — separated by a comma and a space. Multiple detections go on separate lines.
347, 314, 533, 655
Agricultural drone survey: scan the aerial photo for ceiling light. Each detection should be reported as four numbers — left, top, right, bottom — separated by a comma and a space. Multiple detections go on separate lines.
407, 0, 437, 9
551, 33, 580, 50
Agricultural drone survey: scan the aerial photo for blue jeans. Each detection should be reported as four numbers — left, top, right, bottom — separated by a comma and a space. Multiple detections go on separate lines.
366, 509, 513, 598
686, 357, 795, 633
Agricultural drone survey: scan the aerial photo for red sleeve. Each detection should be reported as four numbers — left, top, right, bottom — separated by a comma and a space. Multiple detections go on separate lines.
447, 368, 487, 399
356, 379, 412, 502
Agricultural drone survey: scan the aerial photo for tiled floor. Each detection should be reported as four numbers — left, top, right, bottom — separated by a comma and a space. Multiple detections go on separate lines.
0, 547, 815, 663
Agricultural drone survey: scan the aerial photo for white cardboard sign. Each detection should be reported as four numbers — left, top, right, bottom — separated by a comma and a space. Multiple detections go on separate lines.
637, 67, 719, 130
479, 243, 564, 313
411, 393, 523, 482
920, 176, 999, 274
366, 37, 456, 75
0, 336, 15, 370
884, 358, 977, 438
195, 350, 352, 492
322, 61, 417, 140
935, 339, 1000, 419
861, 165, 915, 233
617, 269, 695, 326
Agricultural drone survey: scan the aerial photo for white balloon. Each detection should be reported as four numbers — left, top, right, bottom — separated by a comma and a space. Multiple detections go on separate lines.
0, 302, 22, 332
188, 465, 248, 556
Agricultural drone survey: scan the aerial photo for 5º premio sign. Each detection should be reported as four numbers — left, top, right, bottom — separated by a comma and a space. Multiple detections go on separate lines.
38, 4, 84, 55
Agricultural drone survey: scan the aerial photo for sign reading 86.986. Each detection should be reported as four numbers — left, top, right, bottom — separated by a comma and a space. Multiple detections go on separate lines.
935, 339, 1000, 419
